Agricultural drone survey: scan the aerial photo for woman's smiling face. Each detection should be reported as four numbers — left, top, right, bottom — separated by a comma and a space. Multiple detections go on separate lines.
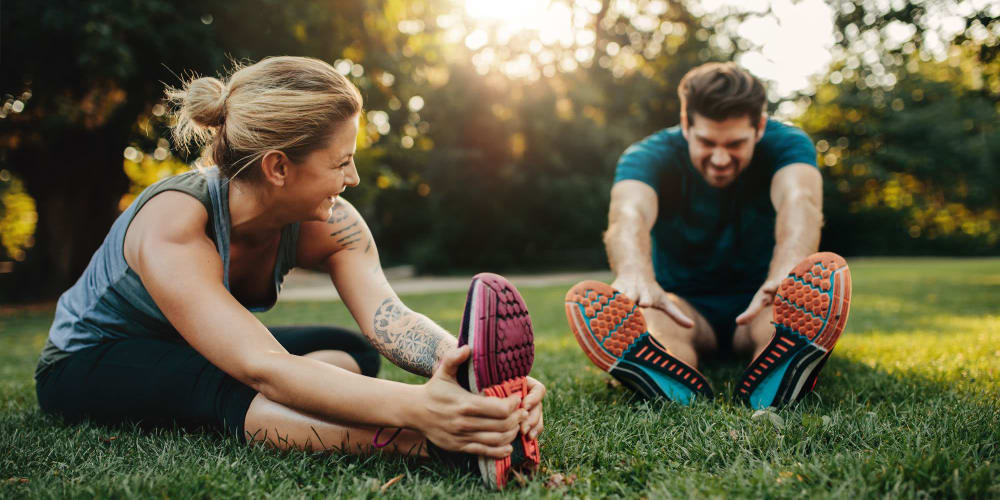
285, 115, 361, 222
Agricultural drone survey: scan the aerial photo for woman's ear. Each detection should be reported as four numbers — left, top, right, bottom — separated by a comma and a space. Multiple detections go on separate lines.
260, 150, 290, 187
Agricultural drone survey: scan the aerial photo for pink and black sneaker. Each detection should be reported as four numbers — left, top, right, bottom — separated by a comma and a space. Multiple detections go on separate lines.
458, 272, 540, 489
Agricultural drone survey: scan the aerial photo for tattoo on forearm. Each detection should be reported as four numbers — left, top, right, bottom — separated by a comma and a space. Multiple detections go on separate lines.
372, 297, 451, 376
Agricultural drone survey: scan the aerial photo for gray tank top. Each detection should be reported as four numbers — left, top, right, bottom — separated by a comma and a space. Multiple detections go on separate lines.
36, 167, 300, 377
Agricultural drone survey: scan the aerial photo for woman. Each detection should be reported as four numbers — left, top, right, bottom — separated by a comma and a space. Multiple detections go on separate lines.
34, 56, 544, 489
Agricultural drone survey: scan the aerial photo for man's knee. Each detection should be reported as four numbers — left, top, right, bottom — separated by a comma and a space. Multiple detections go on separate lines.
733, 306, 775, 355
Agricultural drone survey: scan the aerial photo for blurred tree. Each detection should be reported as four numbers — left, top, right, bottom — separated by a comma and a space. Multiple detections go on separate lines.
353, 0, 717, 273
1, 1, 223, 297
799, 0, 1000, 255
0, 0, 387, 298
13, 0, 925, 301
0, 0, 740, 299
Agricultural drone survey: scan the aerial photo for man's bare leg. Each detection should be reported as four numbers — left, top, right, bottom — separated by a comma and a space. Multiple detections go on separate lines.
732, 304, 775, 360
242, 349, 427, 456
642, 294, 717, 369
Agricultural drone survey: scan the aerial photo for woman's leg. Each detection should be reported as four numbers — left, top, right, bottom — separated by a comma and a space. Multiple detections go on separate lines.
267, 325, 381, 377
243, 393, 426, 455
36, 334, 423, 456
36, 337, 260, 437
246, 325, 424, 454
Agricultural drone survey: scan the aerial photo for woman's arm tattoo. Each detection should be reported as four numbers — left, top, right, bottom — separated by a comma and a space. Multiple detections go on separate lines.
372, 297, 455, 376
327, 201, 373, 252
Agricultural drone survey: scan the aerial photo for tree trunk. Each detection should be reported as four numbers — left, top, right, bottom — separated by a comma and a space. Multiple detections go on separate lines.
6, 125, 132, 301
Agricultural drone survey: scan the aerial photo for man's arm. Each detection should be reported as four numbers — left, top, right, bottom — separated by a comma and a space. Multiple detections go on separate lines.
605, 180, 658, 283
736, 163, 823, 323
298, 199, 454, 377
768, 164, 823, 281
605, 180, 693, 327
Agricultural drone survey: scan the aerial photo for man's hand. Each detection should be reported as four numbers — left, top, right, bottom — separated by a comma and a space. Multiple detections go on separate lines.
611, 274, 694, 328
741, 164, 823, 325
735, 278, 781, 325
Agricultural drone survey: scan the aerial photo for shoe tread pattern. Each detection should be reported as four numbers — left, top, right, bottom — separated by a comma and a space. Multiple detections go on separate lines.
474, 273, 535, 389
738, 252, 852, 407
565, 280, 713, 401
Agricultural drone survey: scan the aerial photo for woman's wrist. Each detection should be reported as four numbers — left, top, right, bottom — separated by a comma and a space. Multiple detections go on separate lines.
394, 382, 428, 432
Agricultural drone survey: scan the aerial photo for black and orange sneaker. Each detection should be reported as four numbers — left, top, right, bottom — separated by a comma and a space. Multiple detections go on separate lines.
737, 252, 852, 409
565, 281, 713, 404
458, 273, 540, 489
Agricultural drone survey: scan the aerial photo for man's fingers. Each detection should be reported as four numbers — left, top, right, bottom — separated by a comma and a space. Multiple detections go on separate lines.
636, 289, 653, 308
661, 299, 694, 328
611, 279, 640, 303
734, 304, 757, 325
736, 294, 768, 325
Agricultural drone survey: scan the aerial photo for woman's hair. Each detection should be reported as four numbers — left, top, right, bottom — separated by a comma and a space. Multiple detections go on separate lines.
166, 56, 362, 182
678, 62, 766, 128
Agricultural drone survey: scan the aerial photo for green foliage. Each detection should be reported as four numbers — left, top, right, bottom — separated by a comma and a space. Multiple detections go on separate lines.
3, 0, 999, 301
0, 171, 36, 262
801, 50, 1000, 254
329, 1, 716, 272
2, 258, 999, 496
797, 0, 1000, 255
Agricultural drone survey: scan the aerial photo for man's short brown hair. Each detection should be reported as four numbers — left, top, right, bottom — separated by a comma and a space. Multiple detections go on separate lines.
678, 62, 766, 128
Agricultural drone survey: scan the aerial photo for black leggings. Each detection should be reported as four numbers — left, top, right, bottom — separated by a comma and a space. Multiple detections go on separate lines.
35, 325, 380, 441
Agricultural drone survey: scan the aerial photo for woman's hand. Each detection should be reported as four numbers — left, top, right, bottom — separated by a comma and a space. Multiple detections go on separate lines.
520, 376, 545, 440
414, 346, 525, 458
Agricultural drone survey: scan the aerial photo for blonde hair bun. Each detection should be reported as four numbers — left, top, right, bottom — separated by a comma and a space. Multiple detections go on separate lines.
165, 56, 362, 182
180, 77, 228, 128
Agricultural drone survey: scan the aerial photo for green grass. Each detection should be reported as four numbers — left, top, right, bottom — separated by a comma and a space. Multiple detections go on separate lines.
2, 258, 999, 498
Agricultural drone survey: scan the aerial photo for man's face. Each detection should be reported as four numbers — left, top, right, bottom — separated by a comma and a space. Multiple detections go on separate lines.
682, 112, 765, 188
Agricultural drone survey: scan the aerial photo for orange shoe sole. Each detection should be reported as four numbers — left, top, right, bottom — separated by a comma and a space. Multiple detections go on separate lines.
737, 252, 852, 408
565, 281, 713, 404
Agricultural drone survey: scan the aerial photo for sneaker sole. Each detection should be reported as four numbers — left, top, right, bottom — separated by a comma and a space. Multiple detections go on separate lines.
564, 281, 713, 405
458, 273, 539, 489
737, 252, 852, 409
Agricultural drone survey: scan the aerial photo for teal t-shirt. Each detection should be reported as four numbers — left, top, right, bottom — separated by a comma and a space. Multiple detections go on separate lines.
613, 119, 817, 296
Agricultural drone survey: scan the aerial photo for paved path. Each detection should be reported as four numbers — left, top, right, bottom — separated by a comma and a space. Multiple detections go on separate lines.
278, 268, 613, 302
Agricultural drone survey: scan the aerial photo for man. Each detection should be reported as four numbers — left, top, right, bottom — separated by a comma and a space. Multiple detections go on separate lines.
564, 62, 851, 409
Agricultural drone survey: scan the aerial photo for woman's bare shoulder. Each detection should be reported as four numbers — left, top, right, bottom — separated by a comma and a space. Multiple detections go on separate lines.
124, 191, 214, 268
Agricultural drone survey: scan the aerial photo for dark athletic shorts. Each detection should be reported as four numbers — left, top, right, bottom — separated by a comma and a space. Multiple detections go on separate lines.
35, 325, 380, 441
681, 292, 756, 357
